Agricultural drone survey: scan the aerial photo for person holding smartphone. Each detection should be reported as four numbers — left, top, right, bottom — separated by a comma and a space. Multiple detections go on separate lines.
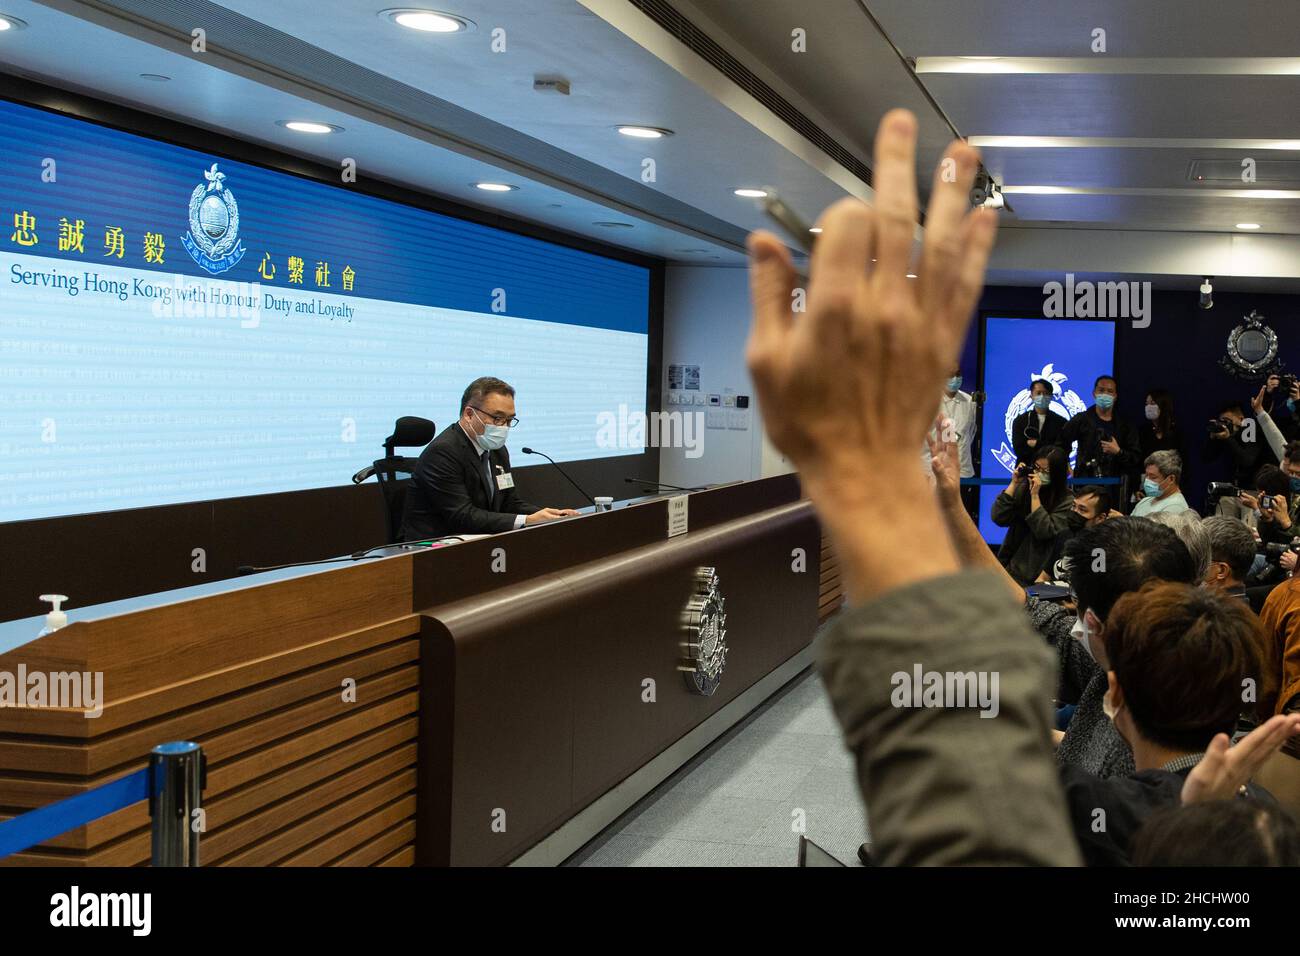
1055, 376, 1141, 492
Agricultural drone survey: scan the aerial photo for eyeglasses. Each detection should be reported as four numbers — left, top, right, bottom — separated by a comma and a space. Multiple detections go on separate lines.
470, 406, 519, 428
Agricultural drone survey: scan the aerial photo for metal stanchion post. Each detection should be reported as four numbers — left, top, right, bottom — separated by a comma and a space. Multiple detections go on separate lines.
149, 741, 205, 867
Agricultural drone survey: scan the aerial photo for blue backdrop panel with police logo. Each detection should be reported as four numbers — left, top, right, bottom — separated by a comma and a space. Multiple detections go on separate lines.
978, 317, 1117, 545
0, 97, 650, 524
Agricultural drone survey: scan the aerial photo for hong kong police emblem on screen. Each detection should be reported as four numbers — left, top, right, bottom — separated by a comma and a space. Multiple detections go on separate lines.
995, 363, 1087, 474
181, 163, 245, 274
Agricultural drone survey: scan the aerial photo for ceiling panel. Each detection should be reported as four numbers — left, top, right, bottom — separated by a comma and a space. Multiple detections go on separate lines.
980, 148, 1298, 189
927, 75, 1300, 140
1002, 193, 1300, 232
866, 0, 1300, 58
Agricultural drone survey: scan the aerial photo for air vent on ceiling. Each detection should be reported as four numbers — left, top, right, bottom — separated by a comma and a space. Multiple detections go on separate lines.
1188, 159, 1300, 185
627, 0, 872, 187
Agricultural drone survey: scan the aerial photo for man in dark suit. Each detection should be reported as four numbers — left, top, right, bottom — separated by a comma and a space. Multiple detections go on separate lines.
1012, 377, 1069, 466
400, 376, 579, 539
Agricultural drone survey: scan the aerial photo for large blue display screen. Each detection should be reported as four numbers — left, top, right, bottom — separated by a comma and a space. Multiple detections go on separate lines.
979, 317, 1116, 544
0, 98, 651, 523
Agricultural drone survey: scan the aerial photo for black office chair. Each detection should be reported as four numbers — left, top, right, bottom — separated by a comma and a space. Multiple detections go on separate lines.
352, 416, 436, 543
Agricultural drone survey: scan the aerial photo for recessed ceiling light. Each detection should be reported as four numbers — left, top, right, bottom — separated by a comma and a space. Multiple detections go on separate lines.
594, 221, 634, 228
139, 73, 171, 82
959, 56, 1001, 60
734, 188, 768, 198
279, 120, 340, 134
383, 8, 475, 33
809, 227, 823, 234
1236, 222, 1261, 229
906, 273, 918, 279
616, 125, 673, 139
0, 13, 27, 30
473, 182, 517, 192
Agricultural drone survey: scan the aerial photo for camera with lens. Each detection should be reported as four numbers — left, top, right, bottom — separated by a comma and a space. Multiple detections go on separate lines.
1262, 493, 1281, 511
1015, 462, 1031, 479
1208, 417, 1231, 437
1258, 541, 1300, 564
1280, 373, 1297, 396
1206, 482, 1241, 501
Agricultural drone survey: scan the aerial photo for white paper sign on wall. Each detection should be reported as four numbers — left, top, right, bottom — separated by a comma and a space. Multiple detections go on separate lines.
667, 494, 689, 538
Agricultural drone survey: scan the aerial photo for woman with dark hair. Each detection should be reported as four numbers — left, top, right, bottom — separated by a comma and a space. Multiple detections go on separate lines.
991, 444, 1075, 585
1139, 389, 1185, 463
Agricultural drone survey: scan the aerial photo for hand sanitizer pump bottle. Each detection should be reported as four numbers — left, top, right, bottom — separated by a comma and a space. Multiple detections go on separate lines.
38, 594, 68, 637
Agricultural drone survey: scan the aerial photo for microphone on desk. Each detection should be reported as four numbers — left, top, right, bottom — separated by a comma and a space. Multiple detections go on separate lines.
521, 447, 597, 507
623, 477, 705, 493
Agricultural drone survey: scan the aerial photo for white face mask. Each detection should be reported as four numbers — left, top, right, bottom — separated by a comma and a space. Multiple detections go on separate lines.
1070, 610, 1097, 663
470, 408, 510, 451
477, 425, 508, 452
1145, 403, 1160, 421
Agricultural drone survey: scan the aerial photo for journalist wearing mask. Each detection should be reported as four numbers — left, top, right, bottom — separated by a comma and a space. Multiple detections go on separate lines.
1055, 375, 1141, 484
921, 366, 978, 516
1130, 450, 1190, 517
1138, 389, 1186, 466
992, 445, 1076, 586
1012, 378, 1068, 467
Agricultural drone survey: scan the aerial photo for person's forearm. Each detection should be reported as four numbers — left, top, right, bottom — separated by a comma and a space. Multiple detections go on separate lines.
1259, 410, 1287, 461
817, 571, 1079, 865
938, 492, 1026, 604
806, 465, 959, 605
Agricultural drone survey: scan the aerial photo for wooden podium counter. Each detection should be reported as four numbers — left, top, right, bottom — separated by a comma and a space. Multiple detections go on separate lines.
0, 475, 821, 866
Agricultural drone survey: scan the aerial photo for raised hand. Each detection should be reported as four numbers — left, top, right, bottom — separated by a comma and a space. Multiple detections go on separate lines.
746, 110, 997, 488
1182, 714, 1300, 805
745, 111, 997, 603
926, 415, 962, 507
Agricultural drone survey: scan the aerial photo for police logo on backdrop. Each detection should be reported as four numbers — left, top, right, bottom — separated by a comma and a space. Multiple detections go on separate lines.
1219, 310, 1283, 381
679, 567, 727, 697
182, 164, 245, 274
994, 363, 1088, 474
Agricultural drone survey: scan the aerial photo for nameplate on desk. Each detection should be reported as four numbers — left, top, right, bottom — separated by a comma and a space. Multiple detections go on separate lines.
667, 494, 689, 538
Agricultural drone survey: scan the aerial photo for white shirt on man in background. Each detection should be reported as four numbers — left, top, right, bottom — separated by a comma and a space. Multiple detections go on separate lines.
922, 389, 976, 479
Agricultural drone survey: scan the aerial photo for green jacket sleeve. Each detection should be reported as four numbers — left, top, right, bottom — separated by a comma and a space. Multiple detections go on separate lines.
990, 488, 1019, 527
817, 570, 1081, 866
1025, 494, 1075, 541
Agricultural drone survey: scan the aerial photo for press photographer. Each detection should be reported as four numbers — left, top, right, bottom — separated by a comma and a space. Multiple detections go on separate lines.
1206, 400, 1277, 518
991, 446, 1075, 586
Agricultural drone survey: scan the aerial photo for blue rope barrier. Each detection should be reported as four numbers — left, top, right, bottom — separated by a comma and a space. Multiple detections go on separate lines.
0, 766, 150, 859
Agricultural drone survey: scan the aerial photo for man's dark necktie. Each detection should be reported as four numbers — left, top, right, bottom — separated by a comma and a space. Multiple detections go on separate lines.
480, 450, 494, 504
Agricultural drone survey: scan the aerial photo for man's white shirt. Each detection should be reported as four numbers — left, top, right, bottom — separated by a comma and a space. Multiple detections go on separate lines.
922, 389, 976, 479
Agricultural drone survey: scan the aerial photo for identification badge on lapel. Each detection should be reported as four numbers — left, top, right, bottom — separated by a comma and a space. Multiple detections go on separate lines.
495, 469, 515, 490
